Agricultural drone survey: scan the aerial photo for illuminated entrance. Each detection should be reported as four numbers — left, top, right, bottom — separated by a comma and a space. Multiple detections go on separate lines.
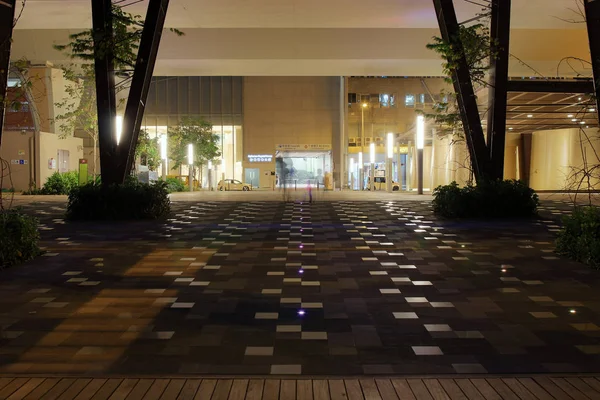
275, 151, 332, 188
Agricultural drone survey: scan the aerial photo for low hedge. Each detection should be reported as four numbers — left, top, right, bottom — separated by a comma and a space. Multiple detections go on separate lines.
66, 180, 171, 221
163, 176, 187, 193
432, 180, 539, 218
556, 206, 600, 269
22, 171, 80, 195
0, 208, 40, 269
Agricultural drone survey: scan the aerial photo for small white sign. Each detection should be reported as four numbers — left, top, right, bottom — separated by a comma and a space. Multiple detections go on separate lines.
248, 154, 273, 163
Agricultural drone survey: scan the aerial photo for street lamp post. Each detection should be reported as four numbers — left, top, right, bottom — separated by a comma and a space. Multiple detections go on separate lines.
160, 134, 167, 179
349, 157, 355, 190
416, 115, 425, 195
208, 160, 213, 191
370, 142, 376, 192
386, 132, 393, 192
361, 102, 367, 190
187, 144, 194, 192
358, 152, 363, 191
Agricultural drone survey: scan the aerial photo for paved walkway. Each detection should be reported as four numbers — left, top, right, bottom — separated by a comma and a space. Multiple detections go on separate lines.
1, 375, 600, 399
0, 198, 598, 379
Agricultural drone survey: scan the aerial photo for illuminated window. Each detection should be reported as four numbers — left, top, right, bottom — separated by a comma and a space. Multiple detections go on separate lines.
379, 94, 390, 107
405, 94, 415, 108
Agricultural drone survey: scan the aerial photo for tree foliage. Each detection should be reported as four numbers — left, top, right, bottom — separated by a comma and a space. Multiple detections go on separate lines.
135, 129, 161, 171
421, 23, 494, 139
52, 6, 182, 175
168, 117, 221, 178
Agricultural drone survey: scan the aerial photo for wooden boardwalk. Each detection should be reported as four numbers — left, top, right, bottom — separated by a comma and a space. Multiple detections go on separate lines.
0, 376, 599, 399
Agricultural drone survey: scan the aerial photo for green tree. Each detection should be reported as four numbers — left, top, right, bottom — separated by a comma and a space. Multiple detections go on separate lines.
135, 129, 160, 171
422, 23, 493, 139
169, 117, 221, 187
54, 66, 100, 174
52, 5, 182, 176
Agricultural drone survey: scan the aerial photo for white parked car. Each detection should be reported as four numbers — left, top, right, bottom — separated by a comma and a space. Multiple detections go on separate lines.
217, 179, 252, 191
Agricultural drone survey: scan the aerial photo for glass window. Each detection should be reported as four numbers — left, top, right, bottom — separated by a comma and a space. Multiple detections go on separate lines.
390, 94, 396, 107
379, 94, 389, 107
405, 94, 415, 108
348, 93, 357, 103
419, 94, 426, 104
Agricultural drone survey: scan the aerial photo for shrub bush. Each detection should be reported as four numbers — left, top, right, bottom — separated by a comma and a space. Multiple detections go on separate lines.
40, 171, 79, 195
0, 208, 40, 268
556, 206, 600, 268
66, 180, 171, 220
432, 180, 539, 218
163, 176, 186, 193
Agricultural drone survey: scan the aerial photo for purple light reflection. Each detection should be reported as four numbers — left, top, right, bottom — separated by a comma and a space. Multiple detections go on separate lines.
297, 310, 306, 316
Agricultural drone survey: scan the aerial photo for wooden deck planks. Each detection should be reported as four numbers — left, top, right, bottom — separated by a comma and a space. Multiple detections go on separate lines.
227, 379, 248, 400
453, 379, 484, 400
261, 380, 280, 400
245, 380, 264, 400
374, 379, 399, 400
0, 376, 596, 399
327, 380, 347, 400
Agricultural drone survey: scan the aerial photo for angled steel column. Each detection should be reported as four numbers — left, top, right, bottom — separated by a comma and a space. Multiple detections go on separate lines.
91, 0, 118, 184
585, 0, 600, 124
118, 0, 170, 181
432, 0, 491, 182
487, 0, 511, 180
0, 0, 16, 147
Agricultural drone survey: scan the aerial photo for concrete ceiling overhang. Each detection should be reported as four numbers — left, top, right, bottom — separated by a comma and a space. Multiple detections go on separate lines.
10, 0, 592, 76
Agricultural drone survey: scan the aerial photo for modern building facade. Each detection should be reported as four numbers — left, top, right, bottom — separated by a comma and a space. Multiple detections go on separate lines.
2, 69, 599, 193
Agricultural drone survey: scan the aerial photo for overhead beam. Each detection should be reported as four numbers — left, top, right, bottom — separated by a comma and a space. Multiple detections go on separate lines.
118, 0, 170, 181
507, 79, 595, 93
432, 0, 491, 182
0, 0, 16, 147
584, 0, 600, 124
487, 0, 511, 181
91, 0, 118, 184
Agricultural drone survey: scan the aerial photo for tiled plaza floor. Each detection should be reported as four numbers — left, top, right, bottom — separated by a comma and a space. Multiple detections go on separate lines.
0, 199, 599, 376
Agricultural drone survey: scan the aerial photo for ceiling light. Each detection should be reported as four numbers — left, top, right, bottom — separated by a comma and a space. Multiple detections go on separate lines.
508, 127, 513, 130
590, 108, 596, 112
527, 114, 533, 118
580, 121, 585, 124
578, 97, 583, 101
567, 114, 574, 118
572, 118, 578, 122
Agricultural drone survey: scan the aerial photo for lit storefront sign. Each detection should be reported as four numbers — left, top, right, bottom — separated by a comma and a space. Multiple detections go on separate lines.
248, 154, 273, 163
276, 144, 332, 151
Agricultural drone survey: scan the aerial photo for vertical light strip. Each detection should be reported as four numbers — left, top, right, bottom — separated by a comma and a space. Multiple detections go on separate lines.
370, 142, 375, 164
416, 115, 425, 150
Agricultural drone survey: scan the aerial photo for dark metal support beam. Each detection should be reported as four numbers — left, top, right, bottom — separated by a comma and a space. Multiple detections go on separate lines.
584, 0, 600, 124
0, 0, 16, 148
118, 0, 170, 181
91, 0, 118, 184
507, 80, 595, 94
432, 0, 491, 182
487, 0, 511, 180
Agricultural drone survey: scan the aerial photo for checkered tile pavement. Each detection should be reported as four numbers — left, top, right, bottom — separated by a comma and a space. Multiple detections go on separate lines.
0, 199, 599, 375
